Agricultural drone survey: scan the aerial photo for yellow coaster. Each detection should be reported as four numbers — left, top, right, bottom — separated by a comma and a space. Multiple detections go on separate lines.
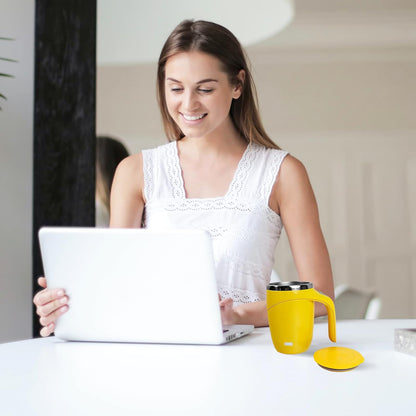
314, 347, 364, 371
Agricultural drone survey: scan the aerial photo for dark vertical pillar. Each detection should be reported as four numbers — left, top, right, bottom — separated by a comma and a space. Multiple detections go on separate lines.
33, 1, 96, 336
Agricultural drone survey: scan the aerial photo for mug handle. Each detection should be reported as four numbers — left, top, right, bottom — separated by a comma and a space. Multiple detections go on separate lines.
309, 289, 337, 342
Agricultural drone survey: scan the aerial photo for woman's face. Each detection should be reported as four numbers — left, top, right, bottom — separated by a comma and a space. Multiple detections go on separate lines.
164, 51, 242, 140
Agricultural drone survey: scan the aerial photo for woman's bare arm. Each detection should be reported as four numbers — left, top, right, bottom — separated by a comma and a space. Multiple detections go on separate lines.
272, 155, 334, 316
109, 153, 145, 228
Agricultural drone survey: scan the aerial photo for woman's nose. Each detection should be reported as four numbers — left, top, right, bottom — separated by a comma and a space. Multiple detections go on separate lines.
183, 90, 199, 111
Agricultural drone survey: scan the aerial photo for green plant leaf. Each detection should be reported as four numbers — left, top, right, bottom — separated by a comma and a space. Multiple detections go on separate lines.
1, 37, 17, 110
0, 57, 18, 63
0, 93, 6, 110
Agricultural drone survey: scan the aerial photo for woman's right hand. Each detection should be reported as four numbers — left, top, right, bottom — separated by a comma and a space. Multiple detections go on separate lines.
33, 277, 69, 337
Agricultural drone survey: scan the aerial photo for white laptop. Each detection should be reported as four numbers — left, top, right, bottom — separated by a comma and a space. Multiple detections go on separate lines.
38, 227, 254, 345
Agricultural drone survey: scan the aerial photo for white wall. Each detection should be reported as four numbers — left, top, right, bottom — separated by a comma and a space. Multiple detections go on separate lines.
0, 0, 35, 342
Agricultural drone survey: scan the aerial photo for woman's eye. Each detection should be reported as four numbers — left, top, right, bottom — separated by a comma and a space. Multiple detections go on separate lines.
170, 88, 183, 92
198, 88, 213, 93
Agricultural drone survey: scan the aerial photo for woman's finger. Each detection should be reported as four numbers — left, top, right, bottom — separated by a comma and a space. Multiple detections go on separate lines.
37, 276, 47, 289
33, 288, 65, 307
40, 322, 55, 337
39, 304, 69, 327
36, 296, 69, 318
219, 298, 233, 308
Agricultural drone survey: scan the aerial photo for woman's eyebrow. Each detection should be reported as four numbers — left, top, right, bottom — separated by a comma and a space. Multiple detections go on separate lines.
197, 78, 218, 84
165, 77, 218, 84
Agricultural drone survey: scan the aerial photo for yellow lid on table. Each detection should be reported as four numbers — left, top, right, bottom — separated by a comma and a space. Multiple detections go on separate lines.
314, 347, 364, 371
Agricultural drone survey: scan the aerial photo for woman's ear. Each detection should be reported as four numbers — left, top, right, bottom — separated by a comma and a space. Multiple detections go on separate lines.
232, 69, 245, 99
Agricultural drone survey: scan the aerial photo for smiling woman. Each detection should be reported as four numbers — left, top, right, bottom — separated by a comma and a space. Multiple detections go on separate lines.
33, 18, 336, 335
157, 20, 279, 150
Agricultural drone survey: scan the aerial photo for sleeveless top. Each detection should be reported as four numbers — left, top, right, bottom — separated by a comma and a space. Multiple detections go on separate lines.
142, 141, 288, 305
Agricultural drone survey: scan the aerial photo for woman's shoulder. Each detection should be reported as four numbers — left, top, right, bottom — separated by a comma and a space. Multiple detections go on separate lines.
277, 154, 313, 197
117, 152, 143, 171
280, 153, 306, 173
267, 153, 314, 215
111, 153, 144, 191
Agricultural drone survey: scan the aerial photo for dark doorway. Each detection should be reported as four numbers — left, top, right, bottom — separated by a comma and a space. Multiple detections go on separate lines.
33, 1, 96, 336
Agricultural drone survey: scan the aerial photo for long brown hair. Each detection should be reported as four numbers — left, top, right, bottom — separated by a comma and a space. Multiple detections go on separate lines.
96, 136, 129, 211
157, 20, 280, 149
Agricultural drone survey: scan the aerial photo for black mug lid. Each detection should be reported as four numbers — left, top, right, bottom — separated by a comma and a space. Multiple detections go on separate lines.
267, 281, 313, 291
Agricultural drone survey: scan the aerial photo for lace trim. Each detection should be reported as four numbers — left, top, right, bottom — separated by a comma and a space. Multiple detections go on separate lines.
164, 198, 252, 212
205, 226, 229, 238
226, 142, 258, 200
258, 150, 289, 200
145, 200, 282, 231
142, 149, 154, 202
218, 286, 263, 304
166, 142, 185, 199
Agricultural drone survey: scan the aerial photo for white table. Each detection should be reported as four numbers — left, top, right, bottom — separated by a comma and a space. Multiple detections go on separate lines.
1, 319, 415, 415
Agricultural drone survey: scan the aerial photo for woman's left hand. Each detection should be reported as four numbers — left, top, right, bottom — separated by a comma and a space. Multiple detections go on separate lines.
219, 298, 269, 327
219, 297, 239, 325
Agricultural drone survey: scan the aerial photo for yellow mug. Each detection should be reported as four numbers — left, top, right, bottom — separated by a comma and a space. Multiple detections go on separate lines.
267, 281, 336, 354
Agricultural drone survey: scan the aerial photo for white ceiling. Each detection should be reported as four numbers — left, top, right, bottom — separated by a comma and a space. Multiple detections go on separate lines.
97, 0, 416, 66
97, 0, 294, 65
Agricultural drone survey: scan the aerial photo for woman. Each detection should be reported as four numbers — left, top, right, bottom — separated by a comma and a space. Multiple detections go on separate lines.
34, 20, 334, 336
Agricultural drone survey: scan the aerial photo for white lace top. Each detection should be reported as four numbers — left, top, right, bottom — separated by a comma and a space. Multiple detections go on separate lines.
142, 141, 288, 305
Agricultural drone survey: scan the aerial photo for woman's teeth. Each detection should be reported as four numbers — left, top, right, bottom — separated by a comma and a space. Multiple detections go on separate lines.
182, 113, 206, 121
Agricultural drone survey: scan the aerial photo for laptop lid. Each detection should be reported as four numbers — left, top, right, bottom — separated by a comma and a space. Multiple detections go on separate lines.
38, 227, 253, 345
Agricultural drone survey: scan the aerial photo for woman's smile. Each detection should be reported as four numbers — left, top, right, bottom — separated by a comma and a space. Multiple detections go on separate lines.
180, 112, 208, 122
